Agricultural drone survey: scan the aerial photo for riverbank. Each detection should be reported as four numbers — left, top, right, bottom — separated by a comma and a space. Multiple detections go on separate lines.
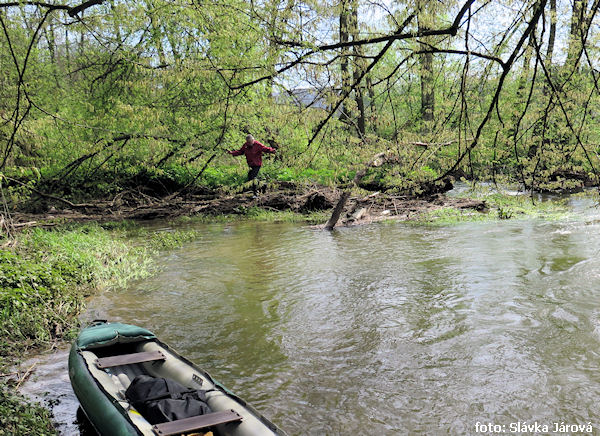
8, 179, 585, 231
0, 223, 202, 434
8, 180, 491, 229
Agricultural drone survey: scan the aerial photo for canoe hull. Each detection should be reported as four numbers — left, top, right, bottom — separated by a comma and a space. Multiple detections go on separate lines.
68, 321, 286, 436
69, 344, 142, 435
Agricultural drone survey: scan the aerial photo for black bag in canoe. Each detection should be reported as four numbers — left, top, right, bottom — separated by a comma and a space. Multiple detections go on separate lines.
125, 374, 212, 425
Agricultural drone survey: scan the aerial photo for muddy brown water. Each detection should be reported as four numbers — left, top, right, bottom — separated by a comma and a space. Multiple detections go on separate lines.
21, 193, 600, 435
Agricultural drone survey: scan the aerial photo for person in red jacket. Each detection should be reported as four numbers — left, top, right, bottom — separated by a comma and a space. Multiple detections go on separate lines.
227, 134, 276, 193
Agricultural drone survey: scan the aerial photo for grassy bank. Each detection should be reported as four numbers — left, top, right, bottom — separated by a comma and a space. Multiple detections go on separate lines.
0, 224, 154, 364
0, 222, 203, 435
416, 187, 586, 225
172, 207, 330, 226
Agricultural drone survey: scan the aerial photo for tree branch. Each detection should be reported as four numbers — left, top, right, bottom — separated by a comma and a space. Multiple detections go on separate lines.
232, 0, 476, 91
434, 0, 548, 182
0, 0, 105, 16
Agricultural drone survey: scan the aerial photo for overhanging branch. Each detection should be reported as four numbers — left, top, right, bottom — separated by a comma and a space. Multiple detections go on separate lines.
0, 0, 105, 16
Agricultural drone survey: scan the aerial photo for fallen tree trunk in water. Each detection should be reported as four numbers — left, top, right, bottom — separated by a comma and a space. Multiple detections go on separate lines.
324, 152, 389, 230
324, 191, 351, 230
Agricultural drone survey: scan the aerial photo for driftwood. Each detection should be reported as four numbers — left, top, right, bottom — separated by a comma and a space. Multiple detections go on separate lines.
348, 207, 367, 222
13, 221, 37, 228
14, 363, 36, 391
324, 152, 391, 230
324, 191, 351, 230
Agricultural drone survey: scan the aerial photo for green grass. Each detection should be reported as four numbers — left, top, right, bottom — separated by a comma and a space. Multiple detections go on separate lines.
0, 222, 209, 434
416, 207, 491, 225
416, 188, 572, 225
170, 208, 329, 225
0, 224, 153, 363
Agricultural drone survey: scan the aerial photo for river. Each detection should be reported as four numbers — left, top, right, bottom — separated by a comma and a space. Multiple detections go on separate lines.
21, 192, 600, 435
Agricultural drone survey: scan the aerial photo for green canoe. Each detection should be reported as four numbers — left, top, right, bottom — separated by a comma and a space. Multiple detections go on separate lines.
68, 320, 287, 436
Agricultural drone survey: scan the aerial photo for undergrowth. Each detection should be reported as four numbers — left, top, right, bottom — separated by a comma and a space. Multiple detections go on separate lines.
0, 387, 55, 436
0, 222, 206, 434
0, 225, 155, 363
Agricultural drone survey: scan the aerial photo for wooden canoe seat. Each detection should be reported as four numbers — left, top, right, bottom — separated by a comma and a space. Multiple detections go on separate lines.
96, 350, 166, 369
152, 409, 242, 436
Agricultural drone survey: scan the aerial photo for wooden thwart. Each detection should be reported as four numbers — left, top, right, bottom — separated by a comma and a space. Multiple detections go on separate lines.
96, 350, 165, 369
152, 409, 242, 436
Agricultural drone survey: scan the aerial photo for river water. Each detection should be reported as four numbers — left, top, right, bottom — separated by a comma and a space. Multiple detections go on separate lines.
22, 193, 600, 435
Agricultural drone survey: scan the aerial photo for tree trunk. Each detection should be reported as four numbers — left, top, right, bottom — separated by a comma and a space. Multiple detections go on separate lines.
350, 1, 365, 136
44, 19, 61, 87
79, 11, 85, 55
339, 0, 351, 121
417, 3, 434, 132
519, 36, 534, 91
65, 22, 70, 71
565, 0, 583, 69
324, 152, 389, 230
545, 0, 556, 68
366, 74, 376, 127
324, 190, 351, 230
420, 51, 434, 125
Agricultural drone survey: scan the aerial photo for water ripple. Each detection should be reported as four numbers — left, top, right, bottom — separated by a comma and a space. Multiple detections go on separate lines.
68, 213, 600, 434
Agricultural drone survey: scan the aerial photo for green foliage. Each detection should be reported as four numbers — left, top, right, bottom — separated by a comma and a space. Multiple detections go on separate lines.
0, 225, 152, 361
263, 166, 341, 185
146, 229, 202, 250
0, 222, 207, 432
483, 192, 569, 220
201, 167, 246, 188
2, 0, 600, 206
242, 206, 328, 223
497, 206, 514, 220
0, 388, 56, 436
0, 221, 212, 367
416, 207, 490, 225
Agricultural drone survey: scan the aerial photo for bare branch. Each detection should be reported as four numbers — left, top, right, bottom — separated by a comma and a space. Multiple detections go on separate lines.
0, 0, 105, 16
434, 0, 548, 182
233, 0, 477, 91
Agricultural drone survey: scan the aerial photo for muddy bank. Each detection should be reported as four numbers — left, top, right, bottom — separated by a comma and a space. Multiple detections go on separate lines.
8, 181, 486, 228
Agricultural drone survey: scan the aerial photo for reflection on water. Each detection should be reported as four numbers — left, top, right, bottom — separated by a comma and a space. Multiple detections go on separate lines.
23, 196, 600, 435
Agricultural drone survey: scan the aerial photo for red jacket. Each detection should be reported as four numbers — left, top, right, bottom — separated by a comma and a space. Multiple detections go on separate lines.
229, 140, 275, 167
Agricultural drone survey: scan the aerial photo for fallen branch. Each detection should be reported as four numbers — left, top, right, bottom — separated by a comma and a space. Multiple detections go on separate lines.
4, 176, 96, 209
14, 362, 36, 391
324, 151, 395, 230
406, 139, 469, 148
13, 221, 37, 228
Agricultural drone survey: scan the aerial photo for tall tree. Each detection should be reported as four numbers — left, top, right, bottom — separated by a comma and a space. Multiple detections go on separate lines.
350, 0, 366, 136
339, 0, 351, 121
545, 0, 556, 68
565, 0, 600, 70
417, 0, 434, 132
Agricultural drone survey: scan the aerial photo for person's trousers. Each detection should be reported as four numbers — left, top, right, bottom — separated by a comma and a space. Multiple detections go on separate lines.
247, 166, 261, 195
247, 166, 261, 181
